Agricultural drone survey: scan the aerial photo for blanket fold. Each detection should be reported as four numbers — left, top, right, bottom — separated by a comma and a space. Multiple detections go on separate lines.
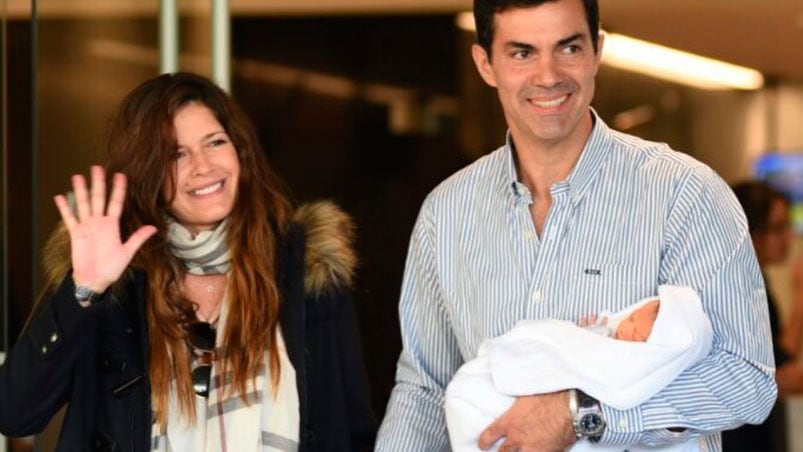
445, 285, 713, 452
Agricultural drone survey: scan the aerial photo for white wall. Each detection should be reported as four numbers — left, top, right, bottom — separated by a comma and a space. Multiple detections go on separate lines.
683, 82, 803, 185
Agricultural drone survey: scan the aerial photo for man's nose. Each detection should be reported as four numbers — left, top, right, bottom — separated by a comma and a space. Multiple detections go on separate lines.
531, 55, 562, 88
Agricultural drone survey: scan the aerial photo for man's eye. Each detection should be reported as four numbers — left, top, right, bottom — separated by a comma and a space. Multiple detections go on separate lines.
511, 49, 530, 60
563, 45, 581, 55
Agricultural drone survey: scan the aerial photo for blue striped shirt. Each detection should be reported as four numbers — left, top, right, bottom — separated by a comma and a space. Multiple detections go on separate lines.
376, 114, 777, 451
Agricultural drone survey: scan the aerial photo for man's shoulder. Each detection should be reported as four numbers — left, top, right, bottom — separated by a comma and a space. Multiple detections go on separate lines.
424, 145, 508, 207
606, 129, 737, 216
608, 128, 718, 182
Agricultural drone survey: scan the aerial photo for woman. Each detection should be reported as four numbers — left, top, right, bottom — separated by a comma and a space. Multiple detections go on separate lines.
0, 72, 376, 451
724, 180, 803, 452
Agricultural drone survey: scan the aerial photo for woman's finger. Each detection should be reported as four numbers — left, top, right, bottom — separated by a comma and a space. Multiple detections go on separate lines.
90, 165, 107, 216
72, 174, 90, 221
122, 225, 158, 257
106, 173, 127, 218
53, 194, 78, 229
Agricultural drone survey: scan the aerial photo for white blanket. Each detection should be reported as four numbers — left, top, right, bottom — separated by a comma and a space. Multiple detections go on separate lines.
445, 285, 713, 452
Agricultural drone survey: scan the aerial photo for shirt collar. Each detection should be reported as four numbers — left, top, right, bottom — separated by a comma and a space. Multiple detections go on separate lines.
502, 109, 614, 206
503, 132, 532, 205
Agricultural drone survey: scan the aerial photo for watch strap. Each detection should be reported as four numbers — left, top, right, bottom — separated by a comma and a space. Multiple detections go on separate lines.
570, 389, 606, 442
74, 278, 101, 307
576, 389, 600, 409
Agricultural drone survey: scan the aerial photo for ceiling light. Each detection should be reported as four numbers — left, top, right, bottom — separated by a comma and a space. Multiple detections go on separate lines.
602, 32, 764, 90
455, 11, 475, 32
454, 12, 764, 91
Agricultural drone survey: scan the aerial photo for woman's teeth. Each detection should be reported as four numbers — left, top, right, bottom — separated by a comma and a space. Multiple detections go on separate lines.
190, 181, 223, 196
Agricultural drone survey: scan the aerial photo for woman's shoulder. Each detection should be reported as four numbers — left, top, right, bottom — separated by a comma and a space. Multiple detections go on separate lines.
292, 201, 357, 297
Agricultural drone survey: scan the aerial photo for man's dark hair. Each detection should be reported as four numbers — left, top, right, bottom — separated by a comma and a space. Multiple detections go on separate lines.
732, 181, 790, 234
473, 0, 600, 56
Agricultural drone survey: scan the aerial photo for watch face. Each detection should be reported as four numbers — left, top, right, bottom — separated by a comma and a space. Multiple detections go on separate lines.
580, 413, 605, 435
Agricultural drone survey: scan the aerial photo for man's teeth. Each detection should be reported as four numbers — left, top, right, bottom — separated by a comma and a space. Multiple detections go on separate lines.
190, 182, 223, 196
533, 95, 568, 108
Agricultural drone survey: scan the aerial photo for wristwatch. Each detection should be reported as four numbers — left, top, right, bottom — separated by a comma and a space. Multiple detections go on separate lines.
569, 389, 606, 442
74, 279, 101, 308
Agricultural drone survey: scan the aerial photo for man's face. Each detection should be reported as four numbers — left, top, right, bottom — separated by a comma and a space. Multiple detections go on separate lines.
472, 0, 602, 149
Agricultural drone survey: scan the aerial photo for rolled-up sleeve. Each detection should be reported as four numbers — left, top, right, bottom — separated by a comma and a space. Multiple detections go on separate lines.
376, 202, 464, 452
597, 167, 777, 447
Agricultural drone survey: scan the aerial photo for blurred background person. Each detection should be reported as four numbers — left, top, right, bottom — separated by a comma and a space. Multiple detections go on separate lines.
725, 180, 803, 452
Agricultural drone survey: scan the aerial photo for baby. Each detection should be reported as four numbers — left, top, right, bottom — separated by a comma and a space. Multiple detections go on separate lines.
582, 298, 661, 341
445, 286, 712, 452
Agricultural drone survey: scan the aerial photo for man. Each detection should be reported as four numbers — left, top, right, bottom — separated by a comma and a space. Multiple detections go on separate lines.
376, 0, 777, 450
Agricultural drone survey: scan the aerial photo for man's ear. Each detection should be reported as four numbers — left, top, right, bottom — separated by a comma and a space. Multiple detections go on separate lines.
594, 31, 605, 65
471, 43, 498, 88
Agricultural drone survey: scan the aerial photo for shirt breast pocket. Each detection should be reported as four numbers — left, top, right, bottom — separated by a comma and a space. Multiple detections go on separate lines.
561, 261, 653, 317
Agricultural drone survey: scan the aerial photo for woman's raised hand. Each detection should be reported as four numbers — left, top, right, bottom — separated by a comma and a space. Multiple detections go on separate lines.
53, 166, 157, 294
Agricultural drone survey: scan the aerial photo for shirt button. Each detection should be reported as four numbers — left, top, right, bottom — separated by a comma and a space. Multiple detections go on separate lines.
619, 418, 628, 429
41, 345, 49, 355
532, 291, 542, 302
49, 332, 59, 343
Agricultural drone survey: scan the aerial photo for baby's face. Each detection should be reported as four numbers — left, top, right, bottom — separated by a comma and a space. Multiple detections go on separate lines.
615, 299, 660, 342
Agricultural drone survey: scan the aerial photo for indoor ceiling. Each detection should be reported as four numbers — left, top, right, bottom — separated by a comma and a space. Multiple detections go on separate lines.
598, 0, 803, 84
10, 0, 803, 83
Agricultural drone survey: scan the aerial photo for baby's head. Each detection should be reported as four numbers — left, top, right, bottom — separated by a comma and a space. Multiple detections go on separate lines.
614, 299, 660, 342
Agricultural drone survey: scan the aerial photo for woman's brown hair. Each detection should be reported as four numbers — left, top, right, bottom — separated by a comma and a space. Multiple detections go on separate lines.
103, 72, 294, 424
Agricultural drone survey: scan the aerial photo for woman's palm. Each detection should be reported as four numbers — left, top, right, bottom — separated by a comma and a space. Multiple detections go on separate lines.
54, 166, 157, 293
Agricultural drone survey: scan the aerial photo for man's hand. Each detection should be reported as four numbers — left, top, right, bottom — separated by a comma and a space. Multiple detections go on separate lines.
478, 391, 576, 452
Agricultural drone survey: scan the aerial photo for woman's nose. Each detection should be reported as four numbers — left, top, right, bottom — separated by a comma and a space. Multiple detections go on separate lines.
190, 151, 212, 175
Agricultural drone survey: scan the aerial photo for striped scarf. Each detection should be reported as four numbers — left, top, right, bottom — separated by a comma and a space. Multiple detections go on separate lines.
167, 219, 232, 275
151, 299, 301, 452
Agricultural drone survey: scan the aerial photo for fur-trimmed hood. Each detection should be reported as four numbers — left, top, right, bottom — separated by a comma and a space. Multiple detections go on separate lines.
41, 200, 357, 296
293, 200, 357, 295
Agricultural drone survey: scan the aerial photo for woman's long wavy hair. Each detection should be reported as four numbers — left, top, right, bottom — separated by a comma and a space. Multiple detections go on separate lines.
104, 72, 294, 425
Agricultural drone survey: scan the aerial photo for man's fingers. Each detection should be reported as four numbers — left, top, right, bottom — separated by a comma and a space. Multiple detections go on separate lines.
106, 173, 127, 218
478, 418, 506, 450
90, 165, 107, 216
499, 443, 519, 452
